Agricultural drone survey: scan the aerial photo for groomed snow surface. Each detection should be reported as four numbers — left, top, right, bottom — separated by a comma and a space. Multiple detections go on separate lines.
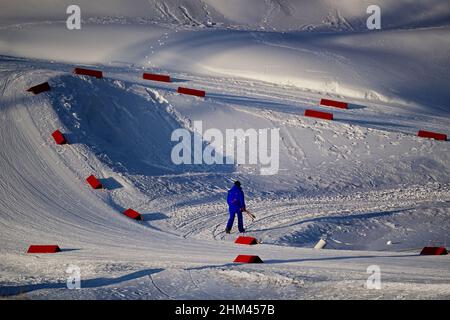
0, 0, 449, 299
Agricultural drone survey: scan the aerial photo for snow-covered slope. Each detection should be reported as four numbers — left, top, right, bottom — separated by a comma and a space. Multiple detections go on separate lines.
2, 2, 450, 111
2, 0, 450, 30
0, 1, 449, 299
1, 56, 449, 299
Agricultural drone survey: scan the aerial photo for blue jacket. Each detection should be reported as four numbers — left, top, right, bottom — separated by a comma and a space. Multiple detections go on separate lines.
227, 185, 246, 212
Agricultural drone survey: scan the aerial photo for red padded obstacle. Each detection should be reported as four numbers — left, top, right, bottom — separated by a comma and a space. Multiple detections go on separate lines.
304, 109, 333, 121
233, 255, 263, 263
235, 236, 258, 245
51, 130, 67, 145
27, 245, 61, 254
123, 208, 143, 221
177, 87, 206, 97
320, 98, 348, 109
143, 72, 171, 83
73, 67, 103, 79
417, 130, 447, 141
27, 82, 51, 95
86, 175, 103, 189
420, 247, 448, 255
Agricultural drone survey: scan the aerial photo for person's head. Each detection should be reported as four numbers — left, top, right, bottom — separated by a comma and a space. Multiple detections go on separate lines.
234, 180, 241, 188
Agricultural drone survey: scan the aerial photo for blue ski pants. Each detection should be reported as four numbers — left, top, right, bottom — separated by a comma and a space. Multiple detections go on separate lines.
227, 209, 244, 233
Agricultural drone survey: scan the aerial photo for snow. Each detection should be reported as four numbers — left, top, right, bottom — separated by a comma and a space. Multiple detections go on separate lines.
0, 1, 449, 299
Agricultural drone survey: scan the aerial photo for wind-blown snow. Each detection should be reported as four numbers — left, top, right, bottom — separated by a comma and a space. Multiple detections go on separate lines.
0, 1, 449, 299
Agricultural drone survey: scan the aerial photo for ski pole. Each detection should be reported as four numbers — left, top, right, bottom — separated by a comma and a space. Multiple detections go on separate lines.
243, 209, 256, 221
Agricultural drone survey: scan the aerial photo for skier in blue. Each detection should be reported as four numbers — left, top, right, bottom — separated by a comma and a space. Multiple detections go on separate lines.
226, 181, 254, 234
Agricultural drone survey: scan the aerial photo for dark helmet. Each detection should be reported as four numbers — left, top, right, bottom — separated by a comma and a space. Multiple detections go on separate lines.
234, 180, 241, 187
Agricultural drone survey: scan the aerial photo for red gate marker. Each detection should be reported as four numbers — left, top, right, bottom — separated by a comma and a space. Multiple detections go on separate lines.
320, 98, 348, 109
177, 87, 206, 97
74, 67, 103, 79
27, 245, 61, 253
233, 255, 263, 263
235, 236, 258, 245
52, 130, 67, 145
123, 208, 143, 221
417, 130, 447, 141
420, 247, 448, 255
304, 109, 333, 120
86, 175, 103, 189
143, 73, 171, 83
27, 82, 51, 95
